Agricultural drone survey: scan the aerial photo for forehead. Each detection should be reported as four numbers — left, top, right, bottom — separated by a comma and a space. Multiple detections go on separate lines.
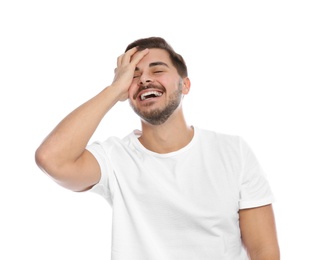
134, 48, 172, 68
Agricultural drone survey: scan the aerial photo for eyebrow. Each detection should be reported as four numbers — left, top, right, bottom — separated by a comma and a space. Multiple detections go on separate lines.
135, 61, 169, 71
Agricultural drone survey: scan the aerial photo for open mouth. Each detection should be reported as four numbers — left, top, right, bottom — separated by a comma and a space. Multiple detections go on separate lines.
139, 90, 163, 101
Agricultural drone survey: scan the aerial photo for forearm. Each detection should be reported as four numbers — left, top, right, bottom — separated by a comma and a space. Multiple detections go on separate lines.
35, 85, 121, 170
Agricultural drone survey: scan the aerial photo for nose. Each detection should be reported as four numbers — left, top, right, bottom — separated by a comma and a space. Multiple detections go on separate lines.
139, 72, 153, 86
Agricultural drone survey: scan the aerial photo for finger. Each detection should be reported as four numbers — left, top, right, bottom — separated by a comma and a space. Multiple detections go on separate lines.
130, 48, 149, 65
116, 54, 124, 67
121, 46, 139, 65
116, 47, 138, 67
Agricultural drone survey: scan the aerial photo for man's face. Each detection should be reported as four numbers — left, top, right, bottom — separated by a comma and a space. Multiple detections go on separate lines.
128, 48, 186, 125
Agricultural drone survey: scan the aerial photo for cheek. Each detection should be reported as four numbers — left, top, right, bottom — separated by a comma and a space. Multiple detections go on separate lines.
128, 83, 137, 99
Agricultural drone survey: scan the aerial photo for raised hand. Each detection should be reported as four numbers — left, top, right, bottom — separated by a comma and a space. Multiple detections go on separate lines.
112, 47, 149, 101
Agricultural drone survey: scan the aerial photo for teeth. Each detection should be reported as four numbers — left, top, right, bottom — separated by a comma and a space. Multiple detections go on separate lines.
140, 91, 162, 101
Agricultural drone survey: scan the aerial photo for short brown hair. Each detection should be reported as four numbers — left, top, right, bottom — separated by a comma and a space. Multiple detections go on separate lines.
125, 37, 188, 78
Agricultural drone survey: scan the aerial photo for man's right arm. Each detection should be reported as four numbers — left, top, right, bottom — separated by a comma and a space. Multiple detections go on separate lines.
35, 47, 149, 192
35, 86, 122, 191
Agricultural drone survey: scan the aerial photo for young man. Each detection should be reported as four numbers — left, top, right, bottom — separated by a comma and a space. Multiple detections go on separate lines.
35, 37, 280, 259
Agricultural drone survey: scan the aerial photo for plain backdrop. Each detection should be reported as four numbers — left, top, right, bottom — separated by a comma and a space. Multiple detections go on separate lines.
1, 1, 309, 259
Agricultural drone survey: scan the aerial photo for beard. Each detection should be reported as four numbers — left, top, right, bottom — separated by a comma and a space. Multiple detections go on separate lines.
129, 82, 183, 125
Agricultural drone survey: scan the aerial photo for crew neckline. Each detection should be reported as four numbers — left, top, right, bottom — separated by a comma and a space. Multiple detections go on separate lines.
130, 126, 198, 157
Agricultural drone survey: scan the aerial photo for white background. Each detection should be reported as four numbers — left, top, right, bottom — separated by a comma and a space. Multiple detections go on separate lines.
1, 0, 309, 259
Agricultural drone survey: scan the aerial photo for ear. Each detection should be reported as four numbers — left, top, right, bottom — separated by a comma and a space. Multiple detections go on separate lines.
181, 77, 191, 95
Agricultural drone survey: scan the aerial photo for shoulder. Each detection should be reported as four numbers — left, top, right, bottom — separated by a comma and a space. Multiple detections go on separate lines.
193, 127, 253, 166
87, 131, 137, 155
195, 127, 243, 148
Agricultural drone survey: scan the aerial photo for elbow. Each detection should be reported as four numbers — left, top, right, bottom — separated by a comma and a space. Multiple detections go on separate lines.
35, 145, 57, 176
35, 146, 48, 171
34, 146, 90, 192
35, 147, 68, 188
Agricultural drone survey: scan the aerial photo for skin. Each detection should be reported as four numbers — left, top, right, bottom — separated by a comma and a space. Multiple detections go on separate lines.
240, 205, 280, 259
127, 48, 193, 153
35, 47, 280, 259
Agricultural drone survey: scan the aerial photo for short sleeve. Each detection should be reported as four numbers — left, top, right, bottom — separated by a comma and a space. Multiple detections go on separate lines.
86, 141, 113, 205
238, 138, 275, 209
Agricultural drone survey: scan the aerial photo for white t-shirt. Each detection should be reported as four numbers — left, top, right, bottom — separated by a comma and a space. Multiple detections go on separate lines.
86, 127, 274, 260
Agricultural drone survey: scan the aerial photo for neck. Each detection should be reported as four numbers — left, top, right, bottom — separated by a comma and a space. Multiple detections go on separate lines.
138, 110, 194, 154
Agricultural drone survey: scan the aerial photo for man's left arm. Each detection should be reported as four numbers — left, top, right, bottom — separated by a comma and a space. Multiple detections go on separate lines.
239, 204, 280, 259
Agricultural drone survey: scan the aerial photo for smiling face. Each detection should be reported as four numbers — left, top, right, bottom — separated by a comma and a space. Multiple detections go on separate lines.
128, 48, 189, 125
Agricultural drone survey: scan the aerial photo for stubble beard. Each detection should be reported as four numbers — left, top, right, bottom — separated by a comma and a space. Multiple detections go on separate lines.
129, 84, 183, 126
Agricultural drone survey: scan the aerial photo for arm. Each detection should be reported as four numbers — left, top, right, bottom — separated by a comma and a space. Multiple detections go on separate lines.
239, 204, 280, 260
35, 47, 149, 192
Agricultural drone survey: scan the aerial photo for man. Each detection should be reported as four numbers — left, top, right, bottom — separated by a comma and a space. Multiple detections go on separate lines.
35, 37, 280, 259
